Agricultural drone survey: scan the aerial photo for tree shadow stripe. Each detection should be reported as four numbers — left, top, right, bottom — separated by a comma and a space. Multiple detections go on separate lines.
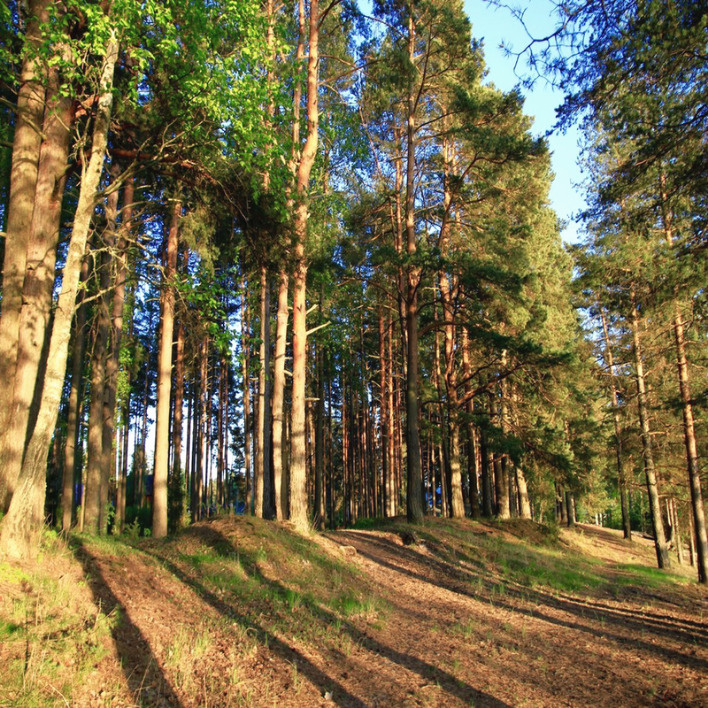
70, 539, 182, 707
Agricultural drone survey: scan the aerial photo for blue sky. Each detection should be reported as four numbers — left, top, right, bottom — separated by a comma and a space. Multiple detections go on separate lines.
463, 0, 586, 244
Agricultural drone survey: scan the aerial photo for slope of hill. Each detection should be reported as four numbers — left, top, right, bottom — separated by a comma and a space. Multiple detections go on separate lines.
1, 517, 706, 706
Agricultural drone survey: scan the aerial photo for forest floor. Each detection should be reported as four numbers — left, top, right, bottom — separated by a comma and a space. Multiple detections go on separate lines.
1, 516, 707, 707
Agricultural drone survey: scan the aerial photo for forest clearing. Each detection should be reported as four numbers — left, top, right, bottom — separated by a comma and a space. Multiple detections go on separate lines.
1, 517, 707, 707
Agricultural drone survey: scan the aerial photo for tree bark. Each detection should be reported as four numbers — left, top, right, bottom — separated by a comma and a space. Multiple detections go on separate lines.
314, 336, 326, 529
0, 0, 49, 451
671, 305, 707, 582
630, 289, 670, 569
272, 268, 289, 520
152, 198, 181, 538
599, 307, 631, 539
0, 66, 73, 512
658, 176, 705, 580
0, 37, 119, 559
61, 258, 90, 530
241, 277, 253, 514
255, 264, 271, 518
172, 314, 185, 523
438, 132, 465, 518
106, 177, 132, 533
404, 9, 423, 524
289, 0, 319, 532
84, 244, 111, 534
516, 465, 532, 519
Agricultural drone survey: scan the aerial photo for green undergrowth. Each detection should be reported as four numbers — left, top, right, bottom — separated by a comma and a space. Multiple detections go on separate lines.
149, 516, 389, 644
353, 516, 690, 597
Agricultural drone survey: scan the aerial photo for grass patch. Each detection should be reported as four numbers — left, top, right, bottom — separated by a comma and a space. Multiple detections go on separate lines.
0, 540, 115, 706
614, 564, 690, 587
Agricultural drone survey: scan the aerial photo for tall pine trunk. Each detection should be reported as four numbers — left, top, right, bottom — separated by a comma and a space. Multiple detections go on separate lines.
0, 37, 119, 559
599, 307, 632, 540
152, 198, 181, 538
0, 67, 73, 512
289, 0, 319, 532
84, 237, 113, 534
241, 277, 253, 513
404, 10, 423, 524
271, 268, 289, 520
671, 306, 707, 582
255, 264, 271, 518
0, 0, 49, 463
630, 289, 670, 568
61, 258, 90, 530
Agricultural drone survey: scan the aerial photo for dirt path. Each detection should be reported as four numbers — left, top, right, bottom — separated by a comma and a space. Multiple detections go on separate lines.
321, 526, 708, 707
7, 520, 707, 707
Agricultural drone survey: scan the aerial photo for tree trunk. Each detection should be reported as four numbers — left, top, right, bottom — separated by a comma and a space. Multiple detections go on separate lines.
255, 264, 271, 518
599, 307, 632, 540
314, 337, 325, 529
152, 198, 181, 538
97, 170, 125, 535
289, 0, 319, 532
671, 306, 707, 582
240, 276, 253, 513
0, 0, 49, 453
272, 268, 289, 520
516, 465, 532, 520
565, 491, 575, 527
658, 178, 705, 580
480, 432, 494, 518
404, 10, 423, 525
84, 239, 112, 535
438, 132, 465, 518
0, 69, 73, 512
172, 316, 185, 524
61, 258, 90, 530
630, 289, 670, 569
0, 37, 119, 559
104, 177, 132, 533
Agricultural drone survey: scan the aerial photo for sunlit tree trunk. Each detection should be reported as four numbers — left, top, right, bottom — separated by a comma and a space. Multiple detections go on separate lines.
0, 0, 49, 466
314, 338, 326, 529
438, 132, 465, 518
0, 38, 118, 559
460, 327, 480, 518
630, 288, 670, 568
152, 197, 181, 538
404, 10, 423, 524
0, 65, 73, 512
658, 177, 707, 582
255, 264, 271, 518
272, 268, 289, 520
172, 314, 186, 524
290, 0, 319, 532
105, 177, 132, 533
599, 306, 632, 540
